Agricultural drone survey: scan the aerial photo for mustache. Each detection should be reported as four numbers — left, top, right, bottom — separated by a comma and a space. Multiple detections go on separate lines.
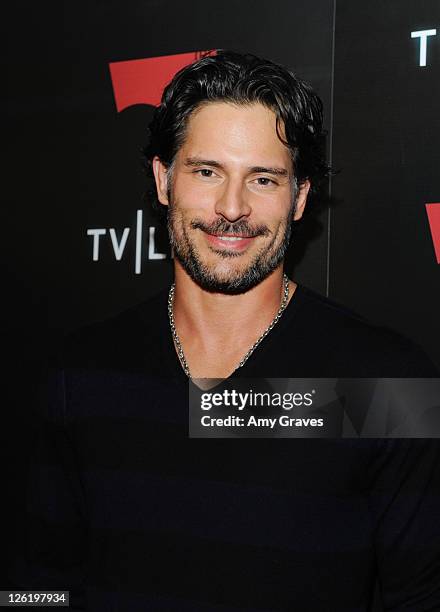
190, 218, 270, 238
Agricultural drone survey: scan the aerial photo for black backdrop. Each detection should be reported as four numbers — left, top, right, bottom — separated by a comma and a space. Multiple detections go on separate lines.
3, 0, 439, 603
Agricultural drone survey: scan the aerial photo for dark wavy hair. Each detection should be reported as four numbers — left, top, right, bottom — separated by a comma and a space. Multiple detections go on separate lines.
142, 50, 330, 211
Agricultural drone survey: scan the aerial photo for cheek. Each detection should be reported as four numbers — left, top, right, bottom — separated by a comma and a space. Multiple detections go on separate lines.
173, 175, 217, 210
252, 196, 293, 225
275, 194, 296, 222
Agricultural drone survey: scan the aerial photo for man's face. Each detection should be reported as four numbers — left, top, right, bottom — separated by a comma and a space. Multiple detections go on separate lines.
153, 102, 309, 293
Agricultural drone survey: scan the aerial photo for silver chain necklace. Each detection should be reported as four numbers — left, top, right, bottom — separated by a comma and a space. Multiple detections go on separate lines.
168, 274, 290, 378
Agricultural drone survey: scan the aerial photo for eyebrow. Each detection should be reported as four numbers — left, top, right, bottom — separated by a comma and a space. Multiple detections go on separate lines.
183, 157, 289, 178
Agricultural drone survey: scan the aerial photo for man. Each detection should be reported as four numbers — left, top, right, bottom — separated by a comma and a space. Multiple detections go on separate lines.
10, 51, 439, 611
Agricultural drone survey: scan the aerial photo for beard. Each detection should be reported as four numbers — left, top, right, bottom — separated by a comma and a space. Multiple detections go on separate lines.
167, 196, 296, 295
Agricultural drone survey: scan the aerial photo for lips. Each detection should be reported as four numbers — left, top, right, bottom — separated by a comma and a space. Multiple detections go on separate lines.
214, 235, 250, 241
205, 232, 256, 251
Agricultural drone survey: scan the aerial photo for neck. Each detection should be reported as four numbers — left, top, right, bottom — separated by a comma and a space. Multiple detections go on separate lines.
170, 261, 295, 378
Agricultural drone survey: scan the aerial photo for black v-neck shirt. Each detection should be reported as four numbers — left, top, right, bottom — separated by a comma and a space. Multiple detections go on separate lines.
62, 284, 438, 378
10, 285, 440, 611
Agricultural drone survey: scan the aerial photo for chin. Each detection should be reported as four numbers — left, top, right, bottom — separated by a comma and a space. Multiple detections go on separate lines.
191, 275, 263, 295
183, 258, 277, 295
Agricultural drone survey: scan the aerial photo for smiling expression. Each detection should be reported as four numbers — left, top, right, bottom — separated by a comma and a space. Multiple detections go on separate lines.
153, 102, 309, 293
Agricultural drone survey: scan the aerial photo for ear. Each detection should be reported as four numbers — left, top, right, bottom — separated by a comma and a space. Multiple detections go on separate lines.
152, 156, 170, 206
293, 180, 311, 221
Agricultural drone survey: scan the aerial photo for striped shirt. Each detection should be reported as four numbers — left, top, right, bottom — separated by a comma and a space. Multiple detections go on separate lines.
10, 285, 440, 611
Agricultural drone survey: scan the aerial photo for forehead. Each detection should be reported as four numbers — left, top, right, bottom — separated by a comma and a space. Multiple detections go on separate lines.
177, 101, 292, 170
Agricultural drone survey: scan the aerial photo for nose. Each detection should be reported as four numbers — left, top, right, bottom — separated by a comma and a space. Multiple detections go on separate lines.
214, 178, 251, 222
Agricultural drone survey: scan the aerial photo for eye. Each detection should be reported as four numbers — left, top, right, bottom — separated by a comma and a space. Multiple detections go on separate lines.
255, 177, 277, 186
195, 169, 215, 178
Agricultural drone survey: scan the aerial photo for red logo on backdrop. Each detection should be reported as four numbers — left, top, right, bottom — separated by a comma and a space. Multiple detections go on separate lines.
426, 203, 440, 264
108, 51, 439, 265
109, 49, 217, 111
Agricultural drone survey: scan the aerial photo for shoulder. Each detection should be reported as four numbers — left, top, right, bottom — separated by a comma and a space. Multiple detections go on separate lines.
53, 289, 169, 373
290, 286, 438, 376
